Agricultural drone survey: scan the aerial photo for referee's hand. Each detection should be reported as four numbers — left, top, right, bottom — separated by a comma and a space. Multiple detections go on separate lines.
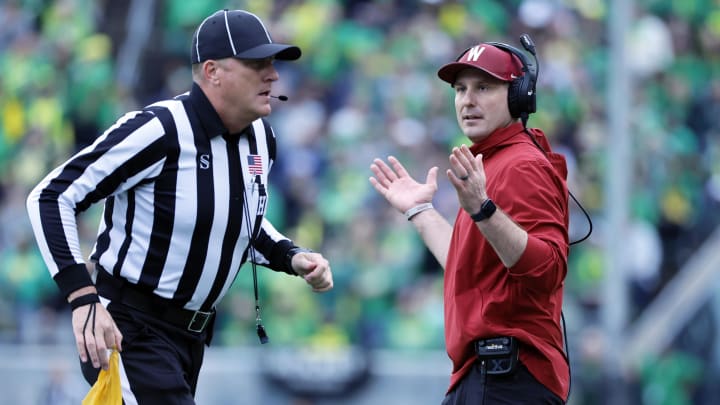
291, 251, 334, 292
70, 289, 123, 370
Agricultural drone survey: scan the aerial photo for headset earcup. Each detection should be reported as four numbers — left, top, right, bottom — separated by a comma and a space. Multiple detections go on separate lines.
507, 75, 536, 118
484, 39, 537, 121
517, 74, 536, 115
507, 78, 522, 118
525, 75, 537, 114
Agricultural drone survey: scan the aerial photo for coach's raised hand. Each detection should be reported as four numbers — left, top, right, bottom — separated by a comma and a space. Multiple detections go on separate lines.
369, 156, 439, 215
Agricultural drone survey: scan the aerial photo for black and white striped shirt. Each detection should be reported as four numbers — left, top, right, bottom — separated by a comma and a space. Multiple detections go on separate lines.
27, 83, 299, 311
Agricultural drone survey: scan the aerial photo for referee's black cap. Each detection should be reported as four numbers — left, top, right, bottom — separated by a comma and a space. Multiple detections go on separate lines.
191, 9, 301, 64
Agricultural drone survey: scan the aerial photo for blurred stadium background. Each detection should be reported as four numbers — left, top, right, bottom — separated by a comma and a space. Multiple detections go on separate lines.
1, 0, 719, 404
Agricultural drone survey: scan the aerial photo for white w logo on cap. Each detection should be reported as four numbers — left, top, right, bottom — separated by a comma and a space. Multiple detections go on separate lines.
465, 46, 486, 62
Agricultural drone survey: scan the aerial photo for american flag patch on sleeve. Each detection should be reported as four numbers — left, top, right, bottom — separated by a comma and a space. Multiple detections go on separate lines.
247, 155, 263, 175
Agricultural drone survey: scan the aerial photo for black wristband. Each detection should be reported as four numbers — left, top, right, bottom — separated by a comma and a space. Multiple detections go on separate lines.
285, 247, 313, 275
69, 293, 100, 310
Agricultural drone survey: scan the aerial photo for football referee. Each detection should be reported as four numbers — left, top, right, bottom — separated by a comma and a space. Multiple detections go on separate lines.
26, 9, 333, 404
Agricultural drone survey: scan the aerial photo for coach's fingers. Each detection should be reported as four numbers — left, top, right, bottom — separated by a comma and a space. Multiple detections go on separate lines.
387, 156, 411, 179
425, 166, 439, 187
370, 158, 396, 184
456, 144, 478, 169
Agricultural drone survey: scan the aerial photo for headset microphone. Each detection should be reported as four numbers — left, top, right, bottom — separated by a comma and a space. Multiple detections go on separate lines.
270, 95, 288, 101
520, 34, 536, 56
519, 34, 540, 89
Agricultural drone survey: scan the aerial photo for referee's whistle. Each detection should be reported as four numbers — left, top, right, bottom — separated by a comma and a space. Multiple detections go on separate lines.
256, 324, 269, 344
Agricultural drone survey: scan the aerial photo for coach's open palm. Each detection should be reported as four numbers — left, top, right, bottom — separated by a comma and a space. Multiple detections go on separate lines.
369, 156, 439, 213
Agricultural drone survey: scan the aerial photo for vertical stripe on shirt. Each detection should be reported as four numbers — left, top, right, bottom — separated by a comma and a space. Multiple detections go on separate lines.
139, 107, 180, 290
201, 131, 245, 310
171, 98, 214, 306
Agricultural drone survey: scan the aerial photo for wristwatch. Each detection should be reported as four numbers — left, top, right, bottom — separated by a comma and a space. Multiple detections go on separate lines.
470, 199, 497, 222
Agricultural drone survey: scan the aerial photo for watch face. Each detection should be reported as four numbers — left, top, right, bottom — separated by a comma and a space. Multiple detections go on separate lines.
471, 199, 496, 222
483, 199, 497, 218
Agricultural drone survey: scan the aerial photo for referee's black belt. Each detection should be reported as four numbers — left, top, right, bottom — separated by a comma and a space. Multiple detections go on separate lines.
95, 267, 215, 333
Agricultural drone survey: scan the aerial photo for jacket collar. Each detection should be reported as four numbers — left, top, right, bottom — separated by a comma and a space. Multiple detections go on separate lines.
188, 82, 229, 139
468, 121, 568, 178
469, 122, 528, 156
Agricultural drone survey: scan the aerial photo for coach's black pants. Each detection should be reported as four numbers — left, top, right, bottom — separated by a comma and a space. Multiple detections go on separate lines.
441, 361, 564, 405
80, 302, 209, 404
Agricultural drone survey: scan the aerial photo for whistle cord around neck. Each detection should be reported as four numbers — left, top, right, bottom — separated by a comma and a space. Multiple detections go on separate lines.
242, 176, 269, 344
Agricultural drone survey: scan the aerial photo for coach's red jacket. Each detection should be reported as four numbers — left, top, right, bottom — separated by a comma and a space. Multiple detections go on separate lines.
444, 122, 570, 400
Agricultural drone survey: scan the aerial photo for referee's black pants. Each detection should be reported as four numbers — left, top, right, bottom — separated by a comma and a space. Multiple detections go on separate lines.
80, 302, 210, 404
441, 361, 564, 405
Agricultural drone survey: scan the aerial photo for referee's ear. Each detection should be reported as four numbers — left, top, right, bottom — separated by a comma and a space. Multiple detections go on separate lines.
192, 60, 219, 85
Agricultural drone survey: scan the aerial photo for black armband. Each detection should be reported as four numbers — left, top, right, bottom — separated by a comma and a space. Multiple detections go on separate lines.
69, 293, 100, 310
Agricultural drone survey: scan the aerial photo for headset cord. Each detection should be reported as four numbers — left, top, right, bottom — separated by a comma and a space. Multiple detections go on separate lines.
562, 311, 572, 401
568, 189, 593, 246
521, 127, 593, 246
518, 35, 577, 401
522, 125, 588, 402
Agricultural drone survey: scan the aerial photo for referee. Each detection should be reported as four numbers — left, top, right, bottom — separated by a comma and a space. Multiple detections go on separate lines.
26, 9, 333, 404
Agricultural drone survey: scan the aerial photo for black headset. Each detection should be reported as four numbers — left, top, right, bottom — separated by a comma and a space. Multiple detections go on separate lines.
459, 35, 539, 126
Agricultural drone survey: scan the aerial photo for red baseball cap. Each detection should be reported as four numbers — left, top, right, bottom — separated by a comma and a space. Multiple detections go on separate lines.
437, 43, 523, 84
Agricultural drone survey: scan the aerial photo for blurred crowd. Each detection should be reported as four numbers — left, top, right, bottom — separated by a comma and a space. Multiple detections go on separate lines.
1, 0, 719, 403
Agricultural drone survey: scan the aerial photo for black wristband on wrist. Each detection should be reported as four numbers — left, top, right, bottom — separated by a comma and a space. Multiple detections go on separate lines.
69, 293, 100, 310
285, 247, 313, 275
